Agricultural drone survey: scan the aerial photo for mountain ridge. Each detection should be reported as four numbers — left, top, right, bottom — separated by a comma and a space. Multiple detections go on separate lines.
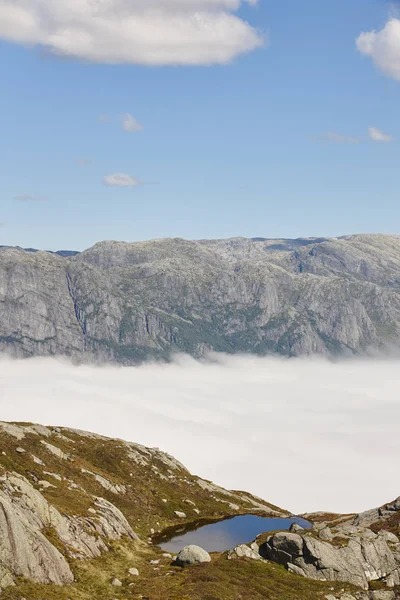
1, 233, 400, 362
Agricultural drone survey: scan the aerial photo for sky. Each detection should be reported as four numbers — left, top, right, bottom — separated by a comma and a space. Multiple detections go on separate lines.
0, 0, 400, 250
1, 354, 400, 515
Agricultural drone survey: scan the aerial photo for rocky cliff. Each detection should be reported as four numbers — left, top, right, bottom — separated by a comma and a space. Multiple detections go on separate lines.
2, 234, 400, 362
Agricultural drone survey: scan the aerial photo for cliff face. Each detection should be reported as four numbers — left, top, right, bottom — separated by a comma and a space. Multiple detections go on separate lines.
2, 234, 400, 362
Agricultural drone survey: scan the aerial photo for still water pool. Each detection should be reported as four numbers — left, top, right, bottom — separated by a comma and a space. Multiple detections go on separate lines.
156, 515, 310, 553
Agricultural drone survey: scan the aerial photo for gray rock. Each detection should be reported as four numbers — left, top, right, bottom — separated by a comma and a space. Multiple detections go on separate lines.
261, 528, 400, 590
0, 483, 74, 585
369, 592, 396, 600
111, 578, 122, 586
288, 562, 307, 577
176, 545, 211, 566
289, 523, 304, 533
319, 526, 334, 541
174, 511, 187, 519
227, 544, 261, 561
379, 531, 399, 544
128, 568, 139, 576
0, 472, 137, 587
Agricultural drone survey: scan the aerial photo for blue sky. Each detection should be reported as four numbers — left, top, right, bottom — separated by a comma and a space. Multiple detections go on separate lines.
0, 0, 399, 250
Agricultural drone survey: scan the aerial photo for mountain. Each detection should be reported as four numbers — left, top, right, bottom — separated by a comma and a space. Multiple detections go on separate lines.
0, 420, 398, 600
2, 233, 400, 362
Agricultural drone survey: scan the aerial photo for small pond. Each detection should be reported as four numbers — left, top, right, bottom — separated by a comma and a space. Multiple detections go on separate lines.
156, 515, 310, 553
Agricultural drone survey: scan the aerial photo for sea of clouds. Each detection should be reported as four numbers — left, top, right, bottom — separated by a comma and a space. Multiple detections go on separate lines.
0, 353, 399, 515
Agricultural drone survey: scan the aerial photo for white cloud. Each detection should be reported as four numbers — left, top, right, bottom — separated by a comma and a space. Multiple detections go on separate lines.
13, 194, 46, 202
356, 18, 400, 80
0, 354, 399, 515
368, 126, 393, 143
103, 173, 140, 187
0, 0, 264, 66
121, 114, 144, 133
324, 132, 360, 144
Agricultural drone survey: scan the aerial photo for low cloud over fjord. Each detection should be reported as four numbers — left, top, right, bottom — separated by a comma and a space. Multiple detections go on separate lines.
0, 354, 398, 515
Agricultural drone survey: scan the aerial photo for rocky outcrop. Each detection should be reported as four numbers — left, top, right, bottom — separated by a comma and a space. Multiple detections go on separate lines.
0, 471, 137, 586
2, 234, 400, 361
259, 528, 400, 590
351, 497, 400, 530
0, 487, 74, 586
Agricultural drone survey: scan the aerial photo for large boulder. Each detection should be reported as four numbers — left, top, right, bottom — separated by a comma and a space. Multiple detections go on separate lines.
176, 545, 211, 566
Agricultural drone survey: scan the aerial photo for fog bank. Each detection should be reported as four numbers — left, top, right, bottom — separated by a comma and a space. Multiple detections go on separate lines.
0, 354, 399, 515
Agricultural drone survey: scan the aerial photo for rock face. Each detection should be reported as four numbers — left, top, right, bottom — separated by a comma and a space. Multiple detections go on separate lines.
0, 472, 137, 586
260, 528, 400, 590
175, 545, 211, 566
0, 484, 74, 586
3, 234, 400, 361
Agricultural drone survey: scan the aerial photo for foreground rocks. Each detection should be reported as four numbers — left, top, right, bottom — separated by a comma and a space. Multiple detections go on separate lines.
260, 529, 400, 590
176, 545, 211, 566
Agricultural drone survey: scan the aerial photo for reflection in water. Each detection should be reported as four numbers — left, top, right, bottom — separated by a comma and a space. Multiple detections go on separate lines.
158, 515, 310, 553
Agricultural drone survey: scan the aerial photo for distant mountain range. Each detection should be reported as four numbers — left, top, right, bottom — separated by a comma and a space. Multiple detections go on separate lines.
1, 233, 400, 362
0, 245, 80, 257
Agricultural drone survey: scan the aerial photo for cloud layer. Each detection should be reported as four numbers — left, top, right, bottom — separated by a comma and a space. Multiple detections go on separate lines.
357, 18, 400, 80
0, 354, 399, 515
0, 0, 263, 66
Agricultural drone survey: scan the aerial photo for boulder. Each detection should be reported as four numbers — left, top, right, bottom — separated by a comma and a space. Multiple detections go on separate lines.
176, 545, 211, 566
260, 532, 303, 565
379, 531, 399, 544
227, 544, 261, 561
319, 527, 333, 541
369, 592, 396, 600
